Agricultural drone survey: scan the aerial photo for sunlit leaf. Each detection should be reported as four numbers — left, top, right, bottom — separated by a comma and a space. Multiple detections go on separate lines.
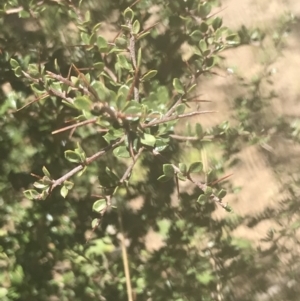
64, 150, 82, 163
188, 162, 203, 174
92, 199, 107, 212
140, 133, 156, 147
163, 164, 174, 178
74, 96, 92, 111
60, 185, 69, 198
123, 7, 134, 21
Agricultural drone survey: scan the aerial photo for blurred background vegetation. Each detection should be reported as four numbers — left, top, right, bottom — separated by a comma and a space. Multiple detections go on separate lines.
0, 0, 300, 301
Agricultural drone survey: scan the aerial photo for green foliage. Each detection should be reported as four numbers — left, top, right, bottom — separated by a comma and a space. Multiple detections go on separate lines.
1, 1, 300, 301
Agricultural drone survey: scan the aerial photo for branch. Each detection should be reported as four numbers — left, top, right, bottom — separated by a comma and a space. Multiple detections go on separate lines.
51, 137, 125, 190
143, 110, 216, 128
153, 151, 230, 211
188, 175, 230, 211
46, 71, 90, 96
169, 134, 214, 141
120, 147, 144, 183
127, 19, 139, 102
51, 118, 99, 135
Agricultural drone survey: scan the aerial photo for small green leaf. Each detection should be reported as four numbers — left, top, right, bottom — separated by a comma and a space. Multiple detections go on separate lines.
10, 58, 19, 68
207, 170, 216, 183
141, 70, 157, 81
132, 20, 140, 34
204, 186, 213, 196
176, 104, 186, 115
115, 36, 127, 48
226, 33, 240, 45
218, 189, 227, 199
197, 194, 207, 204
91, 81, 109, 100
91, 218, 100, 228
80, 32, 90, 45
42, 166, 51, 178
84, 10, 91, 22
157, 175, 171, 182
121, 25, 131, 32
198, 3, 212, 19
19, 10, 30, 18
64, 181, 74, 190
188, 162, 203, 174
30, 83, 45, 95
179, 163, 187, 175
225, 204, 232, 212
212, 17, 222, 30
187, 84, 197, 94
123, 7, 134, 21
163, 164, 174, 178
123, 100, 142, 116
92, 22, 102, 33
117, 54, 131, 70
177, 173, 187, 181
23, 189, 40, 200
154, 138, 169, 152
64, 150, 82, 163
40, 190, 48, 200
105, 167, 120, 183
103, 129, 124, 144
60, 185, 69, 198
199, 39, 207, 52
77, 166, 87, 177
93, 199, 107, 212
137, 47, 142, 67
97, 36, 108, 51
14, 66, 22, 77
75, 142, 86, 161
173, 78, 185, 95
74, 96, 92, 111
205, 56, 215, 69
200, 22, 209, 33
195, 123, 203, 138
140, 133, 156, 147
93, 62, 105, 71
33, 182, 49, 190
189, 30, 203, 41
113, 146, 131, 158
137, 31, 150, 41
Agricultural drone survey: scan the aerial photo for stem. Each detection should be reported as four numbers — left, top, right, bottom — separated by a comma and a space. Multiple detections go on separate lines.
118, 210, 133, 301
51, 137, 125, 190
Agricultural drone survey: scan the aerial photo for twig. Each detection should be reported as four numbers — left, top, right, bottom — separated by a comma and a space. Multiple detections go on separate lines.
127, 19, 139, 102
15, 93, 49, 112
104, 66, 118, 83
188, 175, 229, 210
46, 71, 90, 95
153, 151, 230, 211
169, 134, 200, 141
143, 110, 216, 128
115, 148, 144, 301
169, 134, 214, 141
120, 147, 144, 183
118, 210, 133, 301
50, 137, 125, 191
52, 118, 99, 135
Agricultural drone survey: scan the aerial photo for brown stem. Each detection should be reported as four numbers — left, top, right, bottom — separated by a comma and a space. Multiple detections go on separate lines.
51, 137, 125, 190
52, 118, 99, 135
143, 110, 216, 128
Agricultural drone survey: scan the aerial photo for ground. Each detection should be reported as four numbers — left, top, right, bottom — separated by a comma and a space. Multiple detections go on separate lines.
191, 0, 300, 242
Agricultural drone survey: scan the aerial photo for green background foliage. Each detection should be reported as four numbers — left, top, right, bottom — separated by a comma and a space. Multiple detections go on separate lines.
1, 1, 300, 301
